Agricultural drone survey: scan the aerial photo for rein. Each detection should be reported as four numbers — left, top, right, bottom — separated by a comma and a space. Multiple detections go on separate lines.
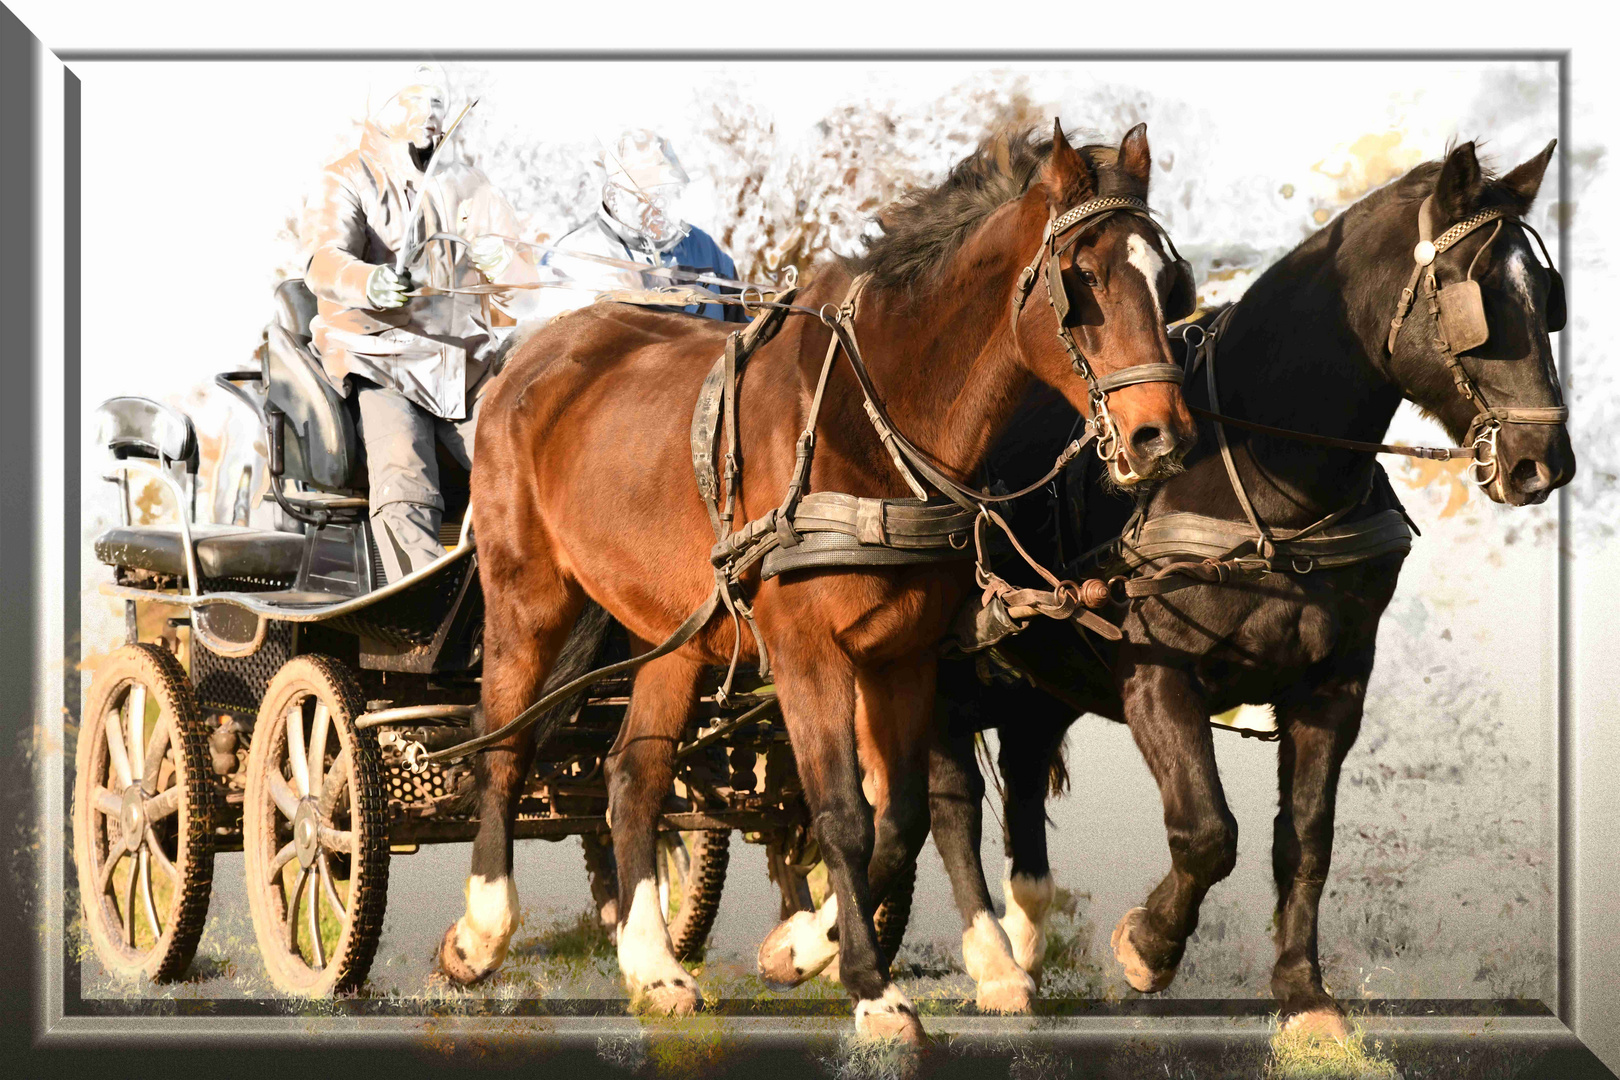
1096, 194, 1568, 603
422, 197, 1184, 766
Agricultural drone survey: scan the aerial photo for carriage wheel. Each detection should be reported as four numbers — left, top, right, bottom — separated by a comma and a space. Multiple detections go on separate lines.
72, 643, 215, 981
243, 655, 389, 996
765, 837, 914, 969
582, 829, 730, 962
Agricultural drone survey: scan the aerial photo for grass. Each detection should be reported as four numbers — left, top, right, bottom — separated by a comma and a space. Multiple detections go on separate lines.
1265, 1023, 1402, 1080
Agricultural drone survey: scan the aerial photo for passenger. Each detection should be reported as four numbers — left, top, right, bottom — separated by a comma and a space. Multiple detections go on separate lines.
536, 129, 746, 323
299, 69, 539, 583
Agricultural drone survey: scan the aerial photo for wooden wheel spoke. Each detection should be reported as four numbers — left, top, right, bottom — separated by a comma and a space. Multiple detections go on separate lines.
96, 845, 126, 899
307, 702, 331, 803
91, 786, 122, 818
319, 748, 350, 817
306, 871, 325, 969
126, 684, 147, 783
283, 866, 309, 955
268, 840, 297, 884
317, 851, 347, 924
145, 786, 181, 822
144, 826, 178, 883
267, 770, 299, 822
285, 703, 310, 797
142, 717, 172, 789
103, 705, 133, 788
138, 848, 162, 940
122, 854, 137, 944
318, 828, 355, 854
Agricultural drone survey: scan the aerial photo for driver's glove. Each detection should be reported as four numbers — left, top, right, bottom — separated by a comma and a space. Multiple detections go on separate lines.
469, 234, 512, 281
365, 265, 409, 309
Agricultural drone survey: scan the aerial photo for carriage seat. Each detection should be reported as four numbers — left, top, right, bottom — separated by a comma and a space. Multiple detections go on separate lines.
96, 522, 308, 581
263, 280, 366, 503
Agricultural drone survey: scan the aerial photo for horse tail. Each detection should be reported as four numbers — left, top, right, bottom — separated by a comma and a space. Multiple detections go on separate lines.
510, 599, 615, 753
1047, 732, 1071, 799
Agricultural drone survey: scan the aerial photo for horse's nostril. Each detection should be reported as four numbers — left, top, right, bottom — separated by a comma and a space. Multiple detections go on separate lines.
1511, 458, 1551, 493
1131, 425, 1169, 458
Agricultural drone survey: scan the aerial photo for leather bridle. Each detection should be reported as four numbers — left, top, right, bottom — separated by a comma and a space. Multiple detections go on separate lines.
1011, 194, 1192, 464
1385, 194, 1568, 488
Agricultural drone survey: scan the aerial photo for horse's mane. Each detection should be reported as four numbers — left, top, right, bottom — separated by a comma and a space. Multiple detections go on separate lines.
1318, 142, 1528, 242
847, 128, 1119, 294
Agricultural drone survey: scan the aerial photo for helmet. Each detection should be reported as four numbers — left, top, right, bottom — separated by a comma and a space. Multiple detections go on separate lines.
599, 129, 691, 252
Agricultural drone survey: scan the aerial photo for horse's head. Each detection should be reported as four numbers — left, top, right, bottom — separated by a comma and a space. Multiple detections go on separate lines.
1386, 140, 1573, 506
1013, 121, 1198, 486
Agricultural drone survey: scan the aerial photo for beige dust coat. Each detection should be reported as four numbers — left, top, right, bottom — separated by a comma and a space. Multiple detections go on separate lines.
300, 121, 538, 420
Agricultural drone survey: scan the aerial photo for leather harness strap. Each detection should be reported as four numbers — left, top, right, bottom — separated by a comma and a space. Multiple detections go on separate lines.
426, 192, 1195, 762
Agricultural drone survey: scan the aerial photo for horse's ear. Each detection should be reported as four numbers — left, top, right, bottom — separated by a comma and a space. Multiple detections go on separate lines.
1435, 141, 1486, 220
1118, 122, 1152, 186
1500, 139, 1557, 213
1041, 117, 1096, 209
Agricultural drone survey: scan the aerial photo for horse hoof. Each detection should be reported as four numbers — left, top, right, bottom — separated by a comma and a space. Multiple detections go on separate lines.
436, 924, 494, 987
855, 986, 926, 1044
757, 910, 835, 988
631, 977, 702, 1017
1281, 1006, 1350, 1041
1110, 907, 1177, 993
975, 971, 1036, 1014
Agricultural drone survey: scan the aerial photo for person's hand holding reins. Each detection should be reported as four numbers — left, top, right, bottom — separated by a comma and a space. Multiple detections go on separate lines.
365, 264, 409, 309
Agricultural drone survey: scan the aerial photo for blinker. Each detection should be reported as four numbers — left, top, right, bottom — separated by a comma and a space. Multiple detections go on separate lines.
1437, 279, 1490, 353
1545, 267, 1567, 333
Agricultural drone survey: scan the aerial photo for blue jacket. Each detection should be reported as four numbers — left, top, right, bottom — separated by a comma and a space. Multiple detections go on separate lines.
660, 228, 746, 322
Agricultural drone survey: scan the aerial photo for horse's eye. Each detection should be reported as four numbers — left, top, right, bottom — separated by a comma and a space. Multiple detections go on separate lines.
1077, 269, 1099, 288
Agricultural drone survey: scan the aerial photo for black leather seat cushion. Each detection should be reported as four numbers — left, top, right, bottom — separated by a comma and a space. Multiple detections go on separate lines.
96, 524, 307, 580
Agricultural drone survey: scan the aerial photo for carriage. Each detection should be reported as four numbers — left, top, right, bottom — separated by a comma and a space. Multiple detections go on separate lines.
72, 279, 913, 997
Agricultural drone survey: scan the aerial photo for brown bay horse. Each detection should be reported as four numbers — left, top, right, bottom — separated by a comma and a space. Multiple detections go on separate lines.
437, 122, 1197, 1041
901, 140, 1570, 1036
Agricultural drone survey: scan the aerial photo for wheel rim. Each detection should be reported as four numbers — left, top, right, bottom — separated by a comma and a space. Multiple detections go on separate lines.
254, 690, 358, 980
82, 676, 184, 966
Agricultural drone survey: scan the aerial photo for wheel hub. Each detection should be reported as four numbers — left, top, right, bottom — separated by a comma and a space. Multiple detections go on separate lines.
119, 785, 146, 849
293, 798, 320, 869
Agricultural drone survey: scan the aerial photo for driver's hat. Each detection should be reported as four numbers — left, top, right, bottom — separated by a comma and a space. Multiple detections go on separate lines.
598, 129, 690, 190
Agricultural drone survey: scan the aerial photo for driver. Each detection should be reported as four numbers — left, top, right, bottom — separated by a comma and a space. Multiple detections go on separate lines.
300, 68, 539, 582
535, 129, 746, 323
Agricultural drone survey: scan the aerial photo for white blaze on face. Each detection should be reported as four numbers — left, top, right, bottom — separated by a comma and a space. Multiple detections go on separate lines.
1126, 233, 1167, 321
1504, 246, 1537, 309
454, 874, 519, 973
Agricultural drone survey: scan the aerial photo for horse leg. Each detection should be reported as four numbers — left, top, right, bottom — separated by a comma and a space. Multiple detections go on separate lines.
1110, 661, 1237, 993
758, 661, 939, 992
438, 572, 585, 985
766, 651, 924, 1043
997, 721, 1068, 985
927, 726, 1037, 1013
605, 649, 706, 1015
1271, 677, 1366, 1039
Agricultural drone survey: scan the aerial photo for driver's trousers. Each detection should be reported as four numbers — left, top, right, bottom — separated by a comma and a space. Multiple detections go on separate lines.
354, 381, 483, 583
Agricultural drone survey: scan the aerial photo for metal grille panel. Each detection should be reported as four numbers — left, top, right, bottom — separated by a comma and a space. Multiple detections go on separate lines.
191, 620, 295, 717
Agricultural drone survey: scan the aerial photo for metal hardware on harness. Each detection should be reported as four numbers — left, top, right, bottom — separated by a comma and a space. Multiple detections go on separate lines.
425, 198, 1200, 763
1386, 195, 1569, 491
1009, 194, 1190, 464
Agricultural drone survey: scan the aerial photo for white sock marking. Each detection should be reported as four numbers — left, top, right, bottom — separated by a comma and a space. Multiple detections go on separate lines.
1001, 872, 1056, 975
454, 874, 518, 974
617, 876, 693, 992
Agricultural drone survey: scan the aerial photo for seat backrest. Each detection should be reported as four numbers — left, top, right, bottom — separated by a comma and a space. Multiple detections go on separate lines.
265, 323, 362, 493
274, 278, 319, 343
96, 397, 198, 472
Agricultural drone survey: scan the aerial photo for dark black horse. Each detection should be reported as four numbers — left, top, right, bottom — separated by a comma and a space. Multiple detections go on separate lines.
825, 140, 1572, 1033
